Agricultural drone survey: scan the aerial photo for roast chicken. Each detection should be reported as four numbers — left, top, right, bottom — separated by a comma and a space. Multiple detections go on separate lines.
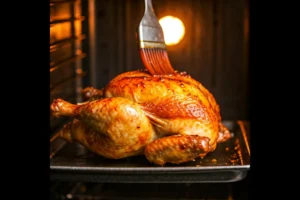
50, 69, 231, 165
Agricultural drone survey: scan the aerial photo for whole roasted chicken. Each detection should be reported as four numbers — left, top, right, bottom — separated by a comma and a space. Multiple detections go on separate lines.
50, 69, 231, 165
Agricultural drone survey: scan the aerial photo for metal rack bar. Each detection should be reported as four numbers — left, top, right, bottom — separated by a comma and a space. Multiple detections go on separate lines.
50, 71, 86, 92
50, 132, 61, 144
50, 35, 86, 52
51, 88, 77, 98
50, 0, 77, 6
50, 116, 71, 137
50, 138, 67, 159
50, 16, 85, 26
50, 53, 86, 73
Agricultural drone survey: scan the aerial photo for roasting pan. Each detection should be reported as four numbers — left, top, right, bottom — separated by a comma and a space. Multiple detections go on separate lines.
50, 120, 250, 183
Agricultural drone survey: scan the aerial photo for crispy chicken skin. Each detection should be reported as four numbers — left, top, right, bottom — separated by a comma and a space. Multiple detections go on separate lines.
50, 69, 231, 165
53, 97, 155, 159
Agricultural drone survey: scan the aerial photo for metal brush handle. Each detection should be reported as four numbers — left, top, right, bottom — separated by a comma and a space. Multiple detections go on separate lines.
138, 0, 165, 43
145, 0, 154, 12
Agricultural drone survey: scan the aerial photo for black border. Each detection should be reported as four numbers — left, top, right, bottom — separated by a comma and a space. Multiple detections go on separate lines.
5, 0, 49, 198
248, 0, 297, 198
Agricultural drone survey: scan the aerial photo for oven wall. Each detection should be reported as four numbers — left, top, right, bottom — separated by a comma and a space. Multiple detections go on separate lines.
81, 0, 249, 120
50, 0, 85, 133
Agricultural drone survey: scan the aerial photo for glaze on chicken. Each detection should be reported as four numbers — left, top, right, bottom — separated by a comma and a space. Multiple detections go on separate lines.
50, 69, 231, 165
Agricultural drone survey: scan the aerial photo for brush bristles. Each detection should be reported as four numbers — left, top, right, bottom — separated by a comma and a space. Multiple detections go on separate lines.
140, 48, 176, 75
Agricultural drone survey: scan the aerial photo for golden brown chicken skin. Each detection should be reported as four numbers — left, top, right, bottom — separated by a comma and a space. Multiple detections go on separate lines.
52, 97, 155, 159
51, 69, 231, 165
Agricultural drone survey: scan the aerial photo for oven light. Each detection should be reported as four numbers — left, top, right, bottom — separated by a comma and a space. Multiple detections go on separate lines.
159, 16, 185, 46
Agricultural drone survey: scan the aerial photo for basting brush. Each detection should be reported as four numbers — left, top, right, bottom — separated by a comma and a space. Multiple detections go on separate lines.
137, 0, 176, 75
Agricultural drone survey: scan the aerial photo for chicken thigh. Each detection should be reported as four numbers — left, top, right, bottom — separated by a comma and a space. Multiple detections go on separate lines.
50, 69, 231, 165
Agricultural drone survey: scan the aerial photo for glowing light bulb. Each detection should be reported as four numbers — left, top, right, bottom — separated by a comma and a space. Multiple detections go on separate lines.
159, 16, 185, 46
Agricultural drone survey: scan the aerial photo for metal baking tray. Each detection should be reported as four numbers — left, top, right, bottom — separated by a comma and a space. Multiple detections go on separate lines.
50, 120, 250, 183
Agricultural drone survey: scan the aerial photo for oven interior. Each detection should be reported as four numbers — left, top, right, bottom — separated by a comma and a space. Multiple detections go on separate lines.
50, 0, 250, 199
